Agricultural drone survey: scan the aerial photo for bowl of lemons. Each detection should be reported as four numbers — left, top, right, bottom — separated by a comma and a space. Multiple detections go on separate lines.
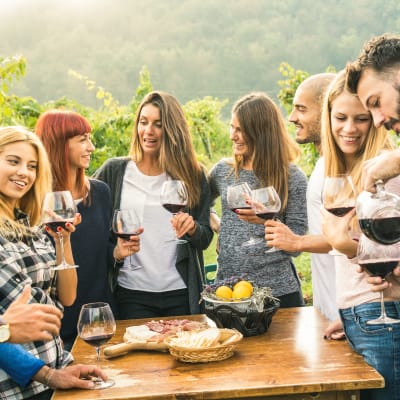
201, 277, 280, 337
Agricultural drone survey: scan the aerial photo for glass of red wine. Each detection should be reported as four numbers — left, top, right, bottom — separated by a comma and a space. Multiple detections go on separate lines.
227, 182, 260, 247
357, 180, 400, 245
160, 180, 188, 244
40, 191, 78, 270
112, 209, 142, 270
357, 234, 400, 325
77, 302, 116, 389
322, 175, 357, 255
251, 186, 281, 252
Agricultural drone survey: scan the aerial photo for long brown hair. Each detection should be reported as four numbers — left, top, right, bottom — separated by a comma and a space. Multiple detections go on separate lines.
35, 109, 91, 200
130, 91, 203, 208
322, 70, 394, 193
232, 92, 300, 210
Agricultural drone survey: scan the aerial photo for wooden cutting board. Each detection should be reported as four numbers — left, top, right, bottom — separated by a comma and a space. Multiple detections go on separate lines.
103, 339, 167, 358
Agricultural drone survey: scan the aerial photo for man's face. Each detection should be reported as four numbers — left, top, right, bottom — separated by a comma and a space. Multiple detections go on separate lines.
288, 85, 321, 145
357, 68, 400, 134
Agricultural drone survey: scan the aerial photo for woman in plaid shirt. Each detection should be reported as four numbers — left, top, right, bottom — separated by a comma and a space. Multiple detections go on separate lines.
0, 126, 81, 399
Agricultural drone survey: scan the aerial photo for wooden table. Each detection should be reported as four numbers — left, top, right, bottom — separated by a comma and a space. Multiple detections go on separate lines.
52, 307, 384, 400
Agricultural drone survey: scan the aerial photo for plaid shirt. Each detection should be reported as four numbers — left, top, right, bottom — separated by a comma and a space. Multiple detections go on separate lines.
0, 215, 73, 399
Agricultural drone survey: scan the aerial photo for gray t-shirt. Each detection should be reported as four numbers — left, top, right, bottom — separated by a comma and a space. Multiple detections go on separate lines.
209, 159, 308, 297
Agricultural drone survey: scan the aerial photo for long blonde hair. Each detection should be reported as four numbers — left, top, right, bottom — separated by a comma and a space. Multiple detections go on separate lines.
322, 70, 394, 193
232, 92, 300, 210
0, 126, 52, 236
130, 91, 203, 208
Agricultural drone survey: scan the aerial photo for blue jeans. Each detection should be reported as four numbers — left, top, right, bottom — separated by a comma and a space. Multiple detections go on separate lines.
340, 302, 400, 400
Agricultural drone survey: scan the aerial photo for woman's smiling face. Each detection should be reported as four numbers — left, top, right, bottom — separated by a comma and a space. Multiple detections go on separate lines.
0, 141, 38, 207
330, 91, 372, 163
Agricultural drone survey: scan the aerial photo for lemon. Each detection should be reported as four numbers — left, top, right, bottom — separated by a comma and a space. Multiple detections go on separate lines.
215, 285, 233, 300
233, 280, 253, 295
232, 284, 253, 300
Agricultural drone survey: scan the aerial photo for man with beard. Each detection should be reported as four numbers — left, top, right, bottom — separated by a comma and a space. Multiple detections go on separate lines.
346, 33, 400, 193
265, 73, 344, 335
346, 33, 400, 294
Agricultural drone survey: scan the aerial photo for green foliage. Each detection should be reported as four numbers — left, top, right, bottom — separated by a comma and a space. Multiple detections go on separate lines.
183, 97, 229, 162
277, 62, 309, 115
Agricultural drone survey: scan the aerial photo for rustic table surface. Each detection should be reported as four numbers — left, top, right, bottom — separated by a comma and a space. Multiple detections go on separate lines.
52, 306, 384, 400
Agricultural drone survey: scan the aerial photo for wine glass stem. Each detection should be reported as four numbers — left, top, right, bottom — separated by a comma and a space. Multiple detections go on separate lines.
246, 221, 252, 239
379, 289, 387, 319
57, 232, 66, 265
95, 346, 101, 362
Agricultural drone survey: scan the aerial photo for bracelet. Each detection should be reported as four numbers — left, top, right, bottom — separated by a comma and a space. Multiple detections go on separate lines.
44, 368, 55, 388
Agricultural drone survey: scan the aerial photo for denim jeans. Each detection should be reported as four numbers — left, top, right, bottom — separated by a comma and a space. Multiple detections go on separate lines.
340, 301, 400, 400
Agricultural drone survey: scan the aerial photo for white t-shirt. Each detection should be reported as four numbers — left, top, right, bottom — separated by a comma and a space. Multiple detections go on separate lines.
118, 161, 186, 292
307, 157, 339, 321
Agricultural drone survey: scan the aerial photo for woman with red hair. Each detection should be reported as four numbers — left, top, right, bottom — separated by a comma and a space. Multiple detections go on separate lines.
35, 110, 135, 350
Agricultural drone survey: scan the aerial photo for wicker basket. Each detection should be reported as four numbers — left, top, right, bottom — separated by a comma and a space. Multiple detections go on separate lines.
164, 329, 243, 363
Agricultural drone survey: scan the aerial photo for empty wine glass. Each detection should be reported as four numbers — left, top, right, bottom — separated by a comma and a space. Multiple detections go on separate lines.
112, 209, 143, 270
357, 234, 400, 325
41, 191, 78, 270
322, 175, 357, 256
160, 180, 188, 244
77, 302, 116, 389
227, 182, 260, 247
251, 186, 281, 252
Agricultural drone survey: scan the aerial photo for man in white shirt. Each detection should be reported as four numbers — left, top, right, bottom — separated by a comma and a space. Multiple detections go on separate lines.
265, 73, 343, 328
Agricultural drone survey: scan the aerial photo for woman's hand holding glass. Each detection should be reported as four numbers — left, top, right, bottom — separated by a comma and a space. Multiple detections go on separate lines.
160, 180, 189, 243
112, 209, 143, 269
41, 191, 81, 270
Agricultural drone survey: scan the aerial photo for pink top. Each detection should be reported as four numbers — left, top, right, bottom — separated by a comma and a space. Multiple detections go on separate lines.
335, 176, 400, 309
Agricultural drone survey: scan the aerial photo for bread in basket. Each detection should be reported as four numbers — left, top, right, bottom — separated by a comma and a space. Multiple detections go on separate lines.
164, 327, 243, 363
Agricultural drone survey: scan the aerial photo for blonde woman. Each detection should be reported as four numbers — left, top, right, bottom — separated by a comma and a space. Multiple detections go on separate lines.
320, 70, 397, 400
0, 126, 105, 399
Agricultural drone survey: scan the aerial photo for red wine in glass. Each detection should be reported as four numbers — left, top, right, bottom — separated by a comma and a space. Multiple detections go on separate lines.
160, 180, 188, 244
227, 183, 263, 247
256, 211, 277, 220
40, 191, 78, 270
251, 186, 281, 251
230, 206, 252, 213
359, 260, 399, 278
114, 232, 141, 241
326, 206, 355, 217
112, 209, 143, 270
77, 302, 116, 389
46, 220, 70, 232
162, 203, 186, 214
82, 333, 114, 348
359, 217, 400, 245
357, 234, 400, 325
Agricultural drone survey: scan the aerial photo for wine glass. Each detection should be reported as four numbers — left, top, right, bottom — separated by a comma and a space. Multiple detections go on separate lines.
357, 234, 400, 325
160, 180, 188, 244
322, 175, 357, 255
227, 182, 260, 247
251, 186, 281, 252
322, 175, 356, 216
77, 302, 116, 389
357, 180, 400, 245
112, 209, 143, 270
41, 191, 78, 270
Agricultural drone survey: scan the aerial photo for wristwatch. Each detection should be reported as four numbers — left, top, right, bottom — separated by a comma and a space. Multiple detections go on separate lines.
0, 316, 10, 342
